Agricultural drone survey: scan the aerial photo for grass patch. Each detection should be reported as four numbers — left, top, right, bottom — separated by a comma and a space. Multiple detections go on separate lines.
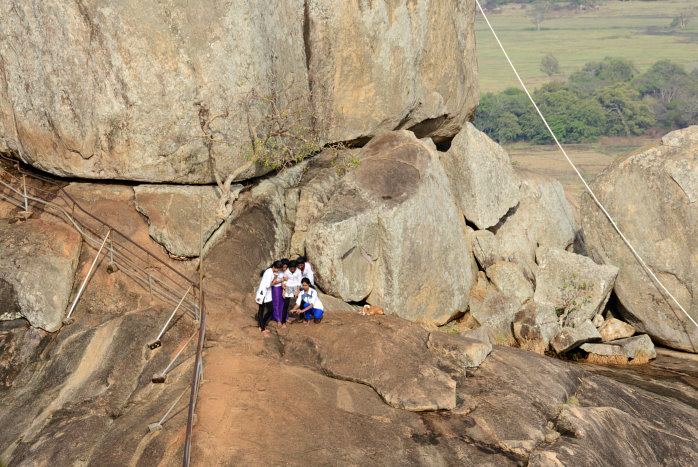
476, 0, 698, 92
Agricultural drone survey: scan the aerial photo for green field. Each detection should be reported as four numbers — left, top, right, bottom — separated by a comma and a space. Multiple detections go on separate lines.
476, 0, 698, 92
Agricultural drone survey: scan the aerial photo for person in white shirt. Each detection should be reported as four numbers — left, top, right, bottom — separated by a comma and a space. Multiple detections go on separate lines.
290, 278, 324, 326
282, 260, 303, 326
256, 262, 281, 337
296, 256, 314, 286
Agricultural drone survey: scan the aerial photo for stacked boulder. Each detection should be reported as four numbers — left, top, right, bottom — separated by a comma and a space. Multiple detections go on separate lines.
285, 120, 659, 362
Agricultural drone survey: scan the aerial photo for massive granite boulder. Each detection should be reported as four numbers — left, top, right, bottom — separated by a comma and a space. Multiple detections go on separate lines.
0, 0, 478, 182
0, 220, 82, 332
305, 131, 476, 325
581, 126, 698, 352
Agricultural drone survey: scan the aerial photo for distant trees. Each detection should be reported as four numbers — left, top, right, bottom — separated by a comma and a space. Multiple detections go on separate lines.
528, 0, 553, 31
671, 8, 695, 30
474, 57, 698, 144
540, 53, 560, 76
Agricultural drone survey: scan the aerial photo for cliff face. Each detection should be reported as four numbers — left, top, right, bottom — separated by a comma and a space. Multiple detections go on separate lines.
0, 0, 478, 183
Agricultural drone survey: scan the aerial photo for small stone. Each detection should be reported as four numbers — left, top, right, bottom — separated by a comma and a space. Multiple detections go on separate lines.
598, 318, 635, 342
551, 320, 601, 354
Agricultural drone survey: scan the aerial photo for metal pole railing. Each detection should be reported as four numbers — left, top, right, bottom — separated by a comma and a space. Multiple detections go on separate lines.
64, 229, 111, 322
148, 285, 194, 350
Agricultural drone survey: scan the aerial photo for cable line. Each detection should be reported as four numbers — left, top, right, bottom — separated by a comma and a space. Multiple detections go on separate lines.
474, 0, 698, 332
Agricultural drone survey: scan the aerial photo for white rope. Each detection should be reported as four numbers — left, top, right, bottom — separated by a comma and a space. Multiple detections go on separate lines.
474, 0, 698, 332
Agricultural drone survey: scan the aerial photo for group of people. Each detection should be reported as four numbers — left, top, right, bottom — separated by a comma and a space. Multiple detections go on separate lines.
256, 256, 325, 337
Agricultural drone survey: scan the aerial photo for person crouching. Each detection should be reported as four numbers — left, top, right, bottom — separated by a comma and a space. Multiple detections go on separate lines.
291, 278, 324, 326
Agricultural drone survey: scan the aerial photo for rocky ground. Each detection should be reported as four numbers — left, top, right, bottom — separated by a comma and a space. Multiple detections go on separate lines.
2, 126, 698, 465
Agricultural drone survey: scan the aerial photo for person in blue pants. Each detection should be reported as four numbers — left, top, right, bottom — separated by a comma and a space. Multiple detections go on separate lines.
290, 278, 324, 326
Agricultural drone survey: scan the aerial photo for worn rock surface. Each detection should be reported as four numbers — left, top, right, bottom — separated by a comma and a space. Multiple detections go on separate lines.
427, 331, 492, 369
468, 272, 519, 344
282, 312, 458, 411
486, 260, 533, 306
582, 126, 698, 352
534, 247, 618, 327
513, 301, 560, 354
134, 184, 242, 257
306, 0, 478, 144
305, 131, 475, 325
529, 374, 697, 466
441, 123, 520, 229
0, 0, 477, 182
492, 170, 577, 275
0, 220, 82, 331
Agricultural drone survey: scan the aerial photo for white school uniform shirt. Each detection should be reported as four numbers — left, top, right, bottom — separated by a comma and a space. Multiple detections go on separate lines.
272, 271, 284, 288
256, 268, 274, 303
302, 262, 314, 285
284, 269, 302, 298
296, 287, 324, 311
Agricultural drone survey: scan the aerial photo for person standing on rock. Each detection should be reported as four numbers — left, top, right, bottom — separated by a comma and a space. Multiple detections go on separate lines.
282, 260, 302, 327
296, 256, 314, 286
256, 262, 279, 337
270, 260, 286, 324
291, 278, 324, 326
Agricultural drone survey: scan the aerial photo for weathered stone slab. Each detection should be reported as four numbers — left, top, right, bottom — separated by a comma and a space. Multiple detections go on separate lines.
468, 272, 519, 345
513, 301, 560, 354
581, 334, 656, 360
134, 184, 242, 257
486, 261, 533, 306
427, 331, 492, 369
551, 320, 601, 354
441, 123, 520, 229
0, 220, 81, 332
0, 0, 477, 182
282, 311, 457, 411
493, 170, 577, 275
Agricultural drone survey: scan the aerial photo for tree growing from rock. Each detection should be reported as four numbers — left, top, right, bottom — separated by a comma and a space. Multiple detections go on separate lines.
198, 77, 355, 220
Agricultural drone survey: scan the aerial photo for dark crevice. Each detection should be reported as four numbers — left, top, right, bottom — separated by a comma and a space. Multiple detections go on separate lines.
488, 203, 520, 235
302, 0, 313, 94
407, 115, 449, 140
464, 217, 479, 232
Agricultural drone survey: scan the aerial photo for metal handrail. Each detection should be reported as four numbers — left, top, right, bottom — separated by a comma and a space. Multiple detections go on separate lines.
0, 155, 207, 465
0, 153, 198, 288
183, 290, 206, 467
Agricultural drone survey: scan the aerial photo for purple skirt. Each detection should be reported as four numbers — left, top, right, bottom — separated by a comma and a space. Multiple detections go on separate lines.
271, 286, 284, 322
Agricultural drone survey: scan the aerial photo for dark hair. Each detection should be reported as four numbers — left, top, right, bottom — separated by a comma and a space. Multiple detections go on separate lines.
301, 278, 311, 285
272, 260, 283, 269
289, 260, 297, 268
296, 256, 306, 263
281, 258, 289, 266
